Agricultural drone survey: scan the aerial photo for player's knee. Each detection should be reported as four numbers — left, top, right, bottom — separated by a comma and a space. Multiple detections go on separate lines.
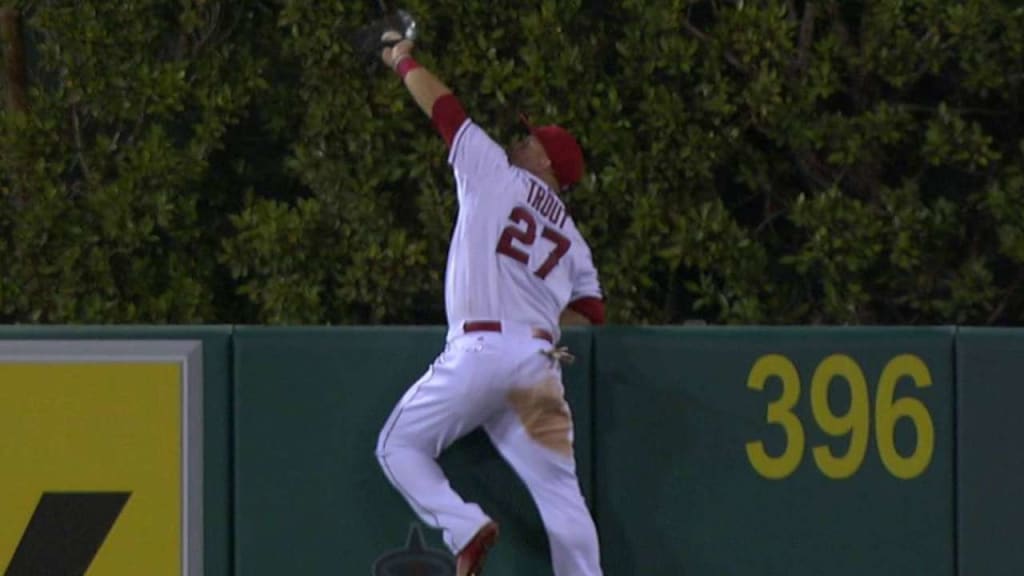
375, 426, 416, 465
375, 443, 402, 480
375, 423, 397, 462
548, 510, 598, 553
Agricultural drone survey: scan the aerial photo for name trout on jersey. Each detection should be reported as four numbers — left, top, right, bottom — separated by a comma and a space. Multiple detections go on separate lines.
526, 181, 569, 230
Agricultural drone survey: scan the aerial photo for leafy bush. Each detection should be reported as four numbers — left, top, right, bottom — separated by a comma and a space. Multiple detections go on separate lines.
1, 0, 268, 322
2, 0, 1022, 325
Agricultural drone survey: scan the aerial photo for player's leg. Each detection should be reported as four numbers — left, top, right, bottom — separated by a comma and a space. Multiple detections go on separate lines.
484, 366, 603, 576
375, 337, 506, 555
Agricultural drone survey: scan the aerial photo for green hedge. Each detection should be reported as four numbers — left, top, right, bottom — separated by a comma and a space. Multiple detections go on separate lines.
2, 0, 1022, 325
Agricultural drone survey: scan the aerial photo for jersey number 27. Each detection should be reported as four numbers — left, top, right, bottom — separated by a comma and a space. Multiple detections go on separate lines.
496, 206, 571, 279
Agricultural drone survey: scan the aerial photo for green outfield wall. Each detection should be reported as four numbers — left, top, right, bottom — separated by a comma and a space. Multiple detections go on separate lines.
0, 326, 1020, 576
593, 327, 955, 576
231, 326, 593, 576
955, 329, 1024, 576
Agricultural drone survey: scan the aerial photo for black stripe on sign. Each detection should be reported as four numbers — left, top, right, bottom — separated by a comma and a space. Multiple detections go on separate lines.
4, 492, 131, 576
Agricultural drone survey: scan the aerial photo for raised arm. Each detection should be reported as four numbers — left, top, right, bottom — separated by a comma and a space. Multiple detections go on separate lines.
380, 33, 466, 150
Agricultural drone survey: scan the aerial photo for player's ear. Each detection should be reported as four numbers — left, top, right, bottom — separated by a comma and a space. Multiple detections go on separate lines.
536, 145, 552, 169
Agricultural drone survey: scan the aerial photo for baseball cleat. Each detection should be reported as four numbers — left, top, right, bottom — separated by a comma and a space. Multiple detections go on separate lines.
456, 521, 499, 576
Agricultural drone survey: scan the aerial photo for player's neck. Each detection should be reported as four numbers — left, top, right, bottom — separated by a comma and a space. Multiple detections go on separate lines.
530, 169, 561, 196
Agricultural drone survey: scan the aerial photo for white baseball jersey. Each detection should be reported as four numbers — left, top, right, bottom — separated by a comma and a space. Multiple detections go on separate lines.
443, 119, 602, 342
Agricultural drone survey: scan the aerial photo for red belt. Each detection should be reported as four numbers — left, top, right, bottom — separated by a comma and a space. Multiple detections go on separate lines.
463, 321, 554, 344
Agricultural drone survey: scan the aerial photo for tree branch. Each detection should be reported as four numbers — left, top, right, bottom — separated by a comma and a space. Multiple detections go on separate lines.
821, 0, 874, 112
70, 104, 92, 181
897, 102, 1012, 118
791, 149, 833, 190
1, 7, 29, 112
681, 17, 749, 75
987, 270, 1024, 325
755, 206, 787, 235
796, 1, 816, 73
194, 2, 222, 54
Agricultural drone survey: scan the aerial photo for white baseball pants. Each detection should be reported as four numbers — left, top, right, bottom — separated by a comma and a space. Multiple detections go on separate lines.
375, 326, 603, 576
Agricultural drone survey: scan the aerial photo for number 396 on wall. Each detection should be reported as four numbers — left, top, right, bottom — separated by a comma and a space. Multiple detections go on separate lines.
746, 354, 935, 481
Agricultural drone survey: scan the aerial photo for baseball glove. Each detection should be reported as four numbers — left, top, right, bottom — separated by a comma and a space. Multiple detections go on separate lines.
350, 9, 418, 70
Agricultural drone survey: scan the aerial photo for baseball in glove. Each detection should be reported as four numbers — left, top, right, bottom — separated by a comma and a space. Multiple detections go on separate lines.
350, 9, 418, 71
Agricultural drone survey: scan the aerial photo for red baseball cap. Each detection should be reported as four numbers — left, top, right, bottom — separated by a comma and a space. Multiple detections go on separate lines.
520, 114, 585, 190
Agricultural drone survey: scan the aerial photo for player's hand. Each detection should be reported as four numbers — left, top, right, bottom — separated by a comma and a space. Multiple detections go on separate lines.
380, 30, 414, 69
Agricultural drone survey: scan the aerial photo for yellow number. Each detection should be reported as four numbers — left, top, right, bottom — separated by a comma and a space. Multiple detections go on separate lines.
876, 354, 935, 479
746, 355, 805, 479
810, 354, 870, 479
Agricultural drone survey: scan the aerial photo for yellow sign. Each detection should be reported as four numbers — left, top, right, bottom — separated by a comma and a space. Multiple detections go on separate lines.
0, 342, 202, 576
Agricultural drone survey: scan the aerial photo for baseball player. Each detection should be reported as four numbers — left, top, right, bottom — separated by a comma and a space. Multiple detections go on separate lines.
373, 28, 606, 576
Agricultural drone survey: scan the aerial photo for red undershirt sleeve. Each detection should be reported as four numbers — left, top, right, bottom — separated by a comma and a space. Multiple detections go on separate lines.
568, 297, 606, 325
431, 93, 468, 150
